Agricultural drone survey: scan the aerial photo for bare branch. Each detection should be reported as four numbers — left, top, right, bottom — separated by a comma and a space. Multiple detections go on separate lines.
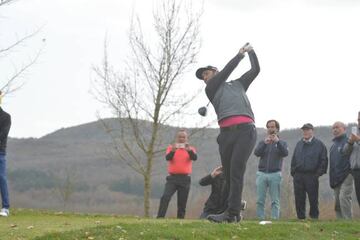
0, 0, 17, 7
0, 28, 41, 56
159, 88, 202, 124
1, 19, 44, 94
98, 118, 145, 175
1, 46, 43, 95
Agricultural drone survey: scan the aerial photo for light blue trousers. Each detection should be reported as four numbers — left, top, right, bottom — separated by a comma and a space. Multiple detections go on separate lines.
256, 171, 282, 219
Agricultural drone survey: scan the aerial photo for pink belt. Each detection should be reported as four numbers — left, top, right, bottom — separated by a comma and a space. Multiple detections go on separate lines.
219, 115, 254, 128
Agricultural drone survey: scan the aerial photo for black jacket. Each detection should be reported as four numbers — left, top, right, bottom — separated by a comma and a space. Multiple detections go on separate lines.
199, 173, 226, 214
291, 137, 328, 177
0, 107, 11, 153
329, 134, 351, 189
254, 139, 289, 173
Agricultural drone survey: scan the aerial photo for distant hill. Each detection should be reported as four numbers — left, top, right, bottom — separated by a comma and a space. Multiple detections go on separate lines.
6, 118, 358, 217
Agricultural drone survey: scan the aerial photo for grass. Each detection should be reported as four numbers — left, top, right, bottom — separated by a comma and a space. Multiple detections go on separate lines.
0, 208, 125, 240
2, 209, 360, 239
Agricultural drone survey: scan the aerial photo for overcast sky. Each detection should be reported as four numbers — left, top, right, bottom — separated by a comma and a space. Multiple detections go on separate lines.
1, 0, 360, 138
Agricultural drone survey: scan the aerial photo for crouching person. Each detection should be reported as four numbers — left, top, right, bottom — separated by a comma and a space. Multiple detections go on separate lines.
199, 166, 246, 219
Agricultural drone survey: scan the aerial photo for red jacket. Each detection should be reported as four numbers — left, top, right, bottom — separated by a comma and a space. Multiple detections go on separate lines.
166, 145, 197, 174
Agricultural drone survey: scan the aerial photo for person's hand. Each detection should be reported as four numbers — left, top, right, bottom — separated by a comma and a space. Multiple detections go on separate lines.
185, 143, 191, 151
239, 47, 246, 55
271, 134, 279, 143
349, 134, 360, 144
211, 166, 223, 178
244, 43, 253, 52
265, 136, 272, 144
171, 143, 177, 151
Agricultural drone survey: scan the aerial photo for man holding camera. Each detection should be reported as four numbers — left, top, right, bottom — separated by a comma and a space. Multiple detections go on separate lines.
157, 129, 197, 219
344, 111, 360, 207
291, 123, 328, 219
195, 43, 260, 223
254, 120, 288, 220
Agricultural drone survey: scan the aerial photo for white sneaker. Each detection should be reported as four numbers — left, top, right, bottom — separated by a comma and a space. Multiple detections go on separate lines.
0, 208, 9, 217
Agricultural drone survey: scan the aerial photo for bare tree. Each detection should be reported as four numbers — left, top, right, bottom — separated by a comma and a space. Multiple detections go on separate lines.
93, 0, 202, 217
0, 0, 42, 95
53, 167, 77, 210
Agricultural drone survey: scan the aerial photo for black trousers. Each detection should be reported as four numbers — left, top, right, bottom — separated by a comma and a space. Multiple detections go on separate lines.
352, 170, 360, 207
157, 174, 191, 219
293, 173, 319, 219
217, 123, 257, 216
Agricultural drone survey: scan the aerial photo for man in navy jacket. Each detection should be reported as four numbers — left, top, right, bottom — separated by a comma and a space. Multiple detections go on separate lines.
329, 122, 353, 219
291, 123, 328, 219
254, 120, 288, 219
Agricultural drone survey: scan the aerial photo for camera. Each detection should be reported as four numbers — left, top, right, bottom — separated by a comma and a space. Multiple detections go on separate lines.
176, 143, 186, 148
352, 126, 358, 135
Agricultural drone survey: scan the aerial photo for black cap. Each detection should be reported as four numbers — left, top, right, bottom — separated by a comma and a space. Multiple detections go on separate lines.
301, 123, 314, 130
196, 65, 218, 80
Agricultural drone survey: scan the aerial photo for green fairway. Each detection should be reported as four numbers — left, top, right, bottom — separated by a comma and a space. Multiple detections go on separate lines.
0, 209, 123, 240
1, 209, 360, 240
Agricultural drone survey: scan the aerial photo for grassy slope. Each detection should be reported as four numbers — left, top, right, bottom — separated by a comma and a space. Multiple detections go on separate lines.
0, 209, 123, 240
1, 209, 360, 240
36, 220, 360, 240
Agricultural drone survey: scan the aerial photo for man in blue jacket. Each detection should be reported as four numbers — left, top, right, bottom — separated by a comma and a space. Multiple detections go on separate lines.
291, 123, 328, 219
254, 120, 288, 219
330, 121, 353, 219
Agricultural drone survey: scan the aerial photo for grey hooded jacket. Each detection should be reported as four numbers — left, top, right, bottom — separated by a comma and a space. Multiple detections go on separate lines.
343, 127, 360, 170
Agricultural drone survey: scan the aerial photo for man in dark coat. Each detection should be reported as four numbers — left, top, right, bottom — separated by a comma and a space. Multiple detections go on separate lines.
291, 123, 328, 220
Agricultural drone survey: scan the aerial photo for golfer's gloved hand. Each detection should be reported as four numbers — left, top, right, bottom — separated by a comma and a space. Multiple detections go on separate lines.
244, 43, 253, 52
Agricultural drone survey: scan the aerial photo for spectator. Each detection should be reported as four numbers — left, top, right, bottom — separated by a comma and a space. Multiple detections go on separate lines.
291, 123, 328, 219
329, 121, 353, 219
344, 111, 360, 207
254, 120, 288, 219
157, 129, 197, 219
199, 166, 246, 219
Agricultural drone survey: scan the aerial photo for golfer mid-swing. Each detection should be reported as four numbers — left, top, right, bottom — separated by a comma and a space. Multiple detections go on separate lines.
196, 43, 260, 223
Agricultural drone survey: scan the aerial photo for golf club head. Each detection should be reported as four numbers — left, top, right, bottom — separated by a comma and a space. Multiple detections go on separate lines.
198, 106, 207, 117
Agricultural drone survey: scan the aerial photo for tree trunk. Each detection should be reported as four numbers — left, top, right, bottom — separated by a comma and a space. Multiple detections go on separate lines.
143, 104, 159, 217
143, 171, 151, 217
